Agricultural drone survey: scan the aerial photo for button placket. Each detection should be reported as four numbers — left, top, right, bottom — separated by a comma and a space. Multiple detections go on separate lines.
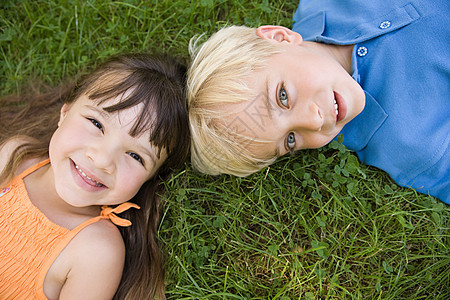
357, 46, 368, 57
379, 21, 391, 29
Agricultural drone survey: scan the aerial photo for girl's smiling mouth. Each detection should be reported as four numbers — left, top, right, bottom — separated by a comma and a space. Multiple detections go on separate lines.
72, 160, 106, 188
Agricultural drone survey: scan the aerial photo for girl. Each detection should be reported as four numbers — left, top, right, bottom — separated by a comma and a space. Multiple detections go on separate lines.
0, 53, 190, 299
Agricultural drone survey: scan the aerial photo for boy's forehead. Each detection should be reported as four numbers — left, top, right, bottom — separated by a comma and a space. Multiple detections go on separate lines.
217, 90, 278, 158
239, 70, 281, 129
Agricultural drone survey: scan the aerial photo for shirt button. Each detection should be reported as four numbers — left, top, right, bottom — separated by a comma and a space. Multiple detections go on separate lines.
379, 21, 391, 29
357, 46, 368, 57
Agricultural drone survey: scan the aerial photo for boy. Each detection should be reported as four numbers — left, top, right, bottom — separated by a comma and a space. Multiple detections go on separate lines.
187, 0, 449, 203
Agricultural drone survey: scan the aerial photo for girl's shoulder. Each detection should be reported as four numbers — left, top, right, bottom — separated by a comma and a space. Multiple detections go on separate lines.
66, 219, 125, 273
72, 219, 125, 255
45, 219, 125, 299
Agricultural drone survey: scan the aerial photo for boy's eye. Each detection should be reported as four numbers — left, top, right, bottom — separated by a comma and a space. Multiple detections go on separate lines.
286, 132, 296, 150
88, 118, 103, 132
127, 152, 144, 165
279, 86, 288, 108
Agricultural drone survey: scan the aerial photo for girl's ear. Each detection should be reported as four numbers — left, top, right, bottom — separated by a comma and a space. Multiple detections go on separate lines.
58, 103, 71, 126
256, 25, 303, 45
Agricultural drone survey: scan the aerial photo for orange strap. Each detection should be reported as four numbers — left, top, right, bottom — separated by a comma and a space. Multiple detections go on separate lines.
17, 158, 50, 179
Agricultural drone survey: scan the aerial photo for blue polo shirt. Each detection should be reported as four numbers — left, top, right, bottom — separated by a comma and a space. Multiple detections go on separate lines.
293, 0, 450, 203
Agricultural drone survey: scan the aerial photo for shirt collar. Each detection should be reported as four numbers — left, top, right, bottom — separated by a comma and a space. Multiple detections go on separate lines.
292, 11, 325, 42
292, 3, 421, 45
338, 91, 387, 152
336, 45, 387, 151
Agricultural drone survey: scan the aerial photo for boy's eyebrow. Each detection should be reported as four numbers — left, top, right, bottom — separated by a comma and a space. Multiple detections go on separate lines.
260, 78, 281, 160
263, 78, 273, 120
272, 147, 280, 159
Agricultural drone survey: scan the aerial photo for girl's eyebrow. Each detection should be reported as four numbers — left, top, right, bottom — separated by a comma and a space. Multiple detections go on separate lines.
85, 104, 157, 163
84, 104, 111, 119
136, 143, 158, 164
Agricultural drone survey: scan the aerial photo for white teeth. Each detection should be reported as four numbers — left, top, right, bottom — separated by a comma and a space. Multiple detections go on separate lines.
75, 164, 103, 187
334, 99, 339, 116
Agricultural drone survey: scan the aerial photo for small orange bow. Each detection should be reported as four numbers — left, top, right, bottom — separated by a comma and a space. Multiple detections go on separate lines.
100, 202, 141, 227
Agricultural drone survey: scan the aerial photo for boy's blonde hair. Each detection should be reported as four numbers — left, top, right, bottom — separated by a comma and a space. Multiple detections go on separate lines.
187, 25, 281, 176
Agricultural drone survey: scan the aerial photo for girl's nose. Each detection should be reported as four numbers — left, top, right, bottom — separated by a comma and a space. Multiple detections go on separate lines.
86, 142, 117, 174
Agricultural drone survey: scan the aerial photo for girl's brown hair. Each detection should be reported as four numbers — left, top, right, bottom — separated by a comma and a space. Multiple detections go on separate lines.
0, 53, 190, 299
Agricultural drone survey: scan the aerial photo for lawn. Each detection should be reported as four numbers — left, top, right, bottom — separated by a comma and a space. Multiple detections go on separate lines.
1, 1, 448, 299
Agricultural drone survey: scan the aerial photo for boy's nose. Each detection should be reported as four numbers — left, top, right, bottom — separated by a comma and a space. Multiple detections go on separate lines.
294, 102, 323, 132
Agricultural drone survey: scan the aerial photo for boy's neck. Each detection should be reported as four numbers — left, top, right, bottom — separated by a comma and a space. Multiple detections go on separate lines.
304, 41, 354, 74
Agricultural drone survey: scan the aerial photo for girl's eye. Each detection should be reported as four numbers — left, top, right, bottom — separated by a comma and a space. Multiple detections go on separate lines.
88, 118, 103, 132
287, 132, 296, 150
127, 152, 144, 165
279, 86, 288, 108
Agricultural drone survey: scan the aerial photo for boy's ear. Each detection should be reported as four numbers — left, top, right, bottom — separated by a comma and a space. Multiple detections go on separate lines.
256, 25, 303, 45
58, 103, 71, 126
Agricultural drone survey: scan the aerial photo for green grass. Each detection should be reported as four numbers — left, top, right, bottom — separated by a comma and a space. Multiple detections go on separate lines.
1, 1, 448, 299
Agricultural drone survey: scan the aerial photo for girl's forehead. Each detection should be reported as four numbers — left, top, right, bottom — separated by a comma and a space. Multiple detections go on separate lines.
114, 103, 145, 126
93, 87, 137, 106
76, 93, 148, 129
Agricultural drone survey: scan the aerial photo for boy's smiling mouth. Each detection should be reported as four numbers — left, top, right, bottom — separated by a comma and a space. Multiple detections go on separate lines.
333, 98, 339, 116
333, 92, 346, 122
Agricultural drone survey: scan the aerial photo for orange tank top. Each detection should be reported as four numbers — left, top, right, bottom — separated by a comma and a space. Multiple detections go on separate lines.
0, 159, 139, 299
